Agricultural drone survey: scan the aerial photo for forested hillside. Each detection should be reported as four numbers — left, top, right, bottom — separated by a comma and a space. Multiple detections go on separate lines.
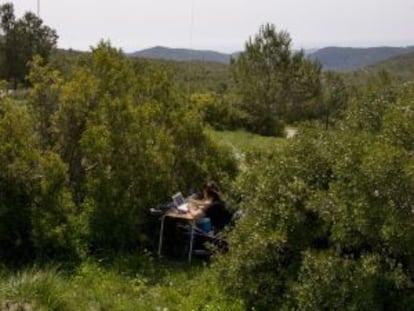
50, 48, 232, 94
308, 46, 414, 71
130, 46, 233, 63
364, 51, 414, 81
0, 3, 413, 310
128, 45, 414, 72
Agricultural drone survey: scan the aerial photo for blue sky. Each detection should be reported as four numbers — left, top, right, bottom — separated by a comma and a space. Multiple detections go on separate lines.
9, 0, 414, 52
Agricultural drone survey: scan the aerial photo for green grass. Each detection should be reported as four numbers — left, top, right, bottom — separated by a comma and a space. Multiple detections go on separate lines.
0, 255, 243, 311
208, 129, 287, 152
207, 129, 289, 169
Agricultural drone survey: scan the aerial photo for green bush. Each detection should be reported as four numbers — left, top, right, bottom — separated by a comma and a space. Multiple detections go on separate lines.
0, 99, 38, 262
191, 92, 248, 131
31, 151, 88, 261
213, 80, 414, 310
0, 41, 238, 262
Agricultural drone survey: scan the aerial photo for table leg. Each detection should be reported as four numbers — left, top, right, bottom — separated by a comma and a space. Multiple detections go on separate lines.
158, 215, 165, 258
188, 219, 195, 262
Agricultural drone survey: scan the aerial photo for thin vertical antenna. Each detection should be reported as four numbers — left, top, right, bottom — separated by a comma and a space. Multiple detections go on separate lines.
189, 0, 195, 51
187, 0, 195, 102
37, 0, 40, 17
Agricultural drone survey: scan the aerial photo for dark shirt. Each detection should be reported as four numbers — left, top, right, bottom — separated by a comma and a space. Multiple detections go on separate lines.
204, 200, 232, 231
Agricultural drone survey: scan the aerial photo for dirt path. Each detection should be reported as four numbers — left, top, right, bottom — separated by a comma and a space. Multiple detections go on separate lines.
286, 127, 297, 138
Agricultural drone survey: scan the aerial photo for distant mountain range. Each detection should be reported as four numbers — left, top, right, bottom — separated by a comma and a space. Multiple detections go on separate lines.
129, 45, 414, 71
308, 46, 414, 71
129, 46, 236, 64
358, 50, 414, 81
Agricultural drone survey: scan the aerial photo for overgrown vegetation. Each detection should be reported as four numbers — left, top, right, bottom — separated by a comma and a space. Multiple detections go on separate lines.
214, 79, 414, 310
0, 41, 237, 263
0, 257, 243, 311
230, 23, 323, 135
0, 3, 57, 89
0, 4, 413, 310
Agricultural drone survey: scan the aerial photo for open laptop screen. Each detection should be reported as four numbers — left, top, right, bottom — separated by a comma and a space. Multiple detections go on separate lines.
172, 192, 189, 212
172, 192, 185, 206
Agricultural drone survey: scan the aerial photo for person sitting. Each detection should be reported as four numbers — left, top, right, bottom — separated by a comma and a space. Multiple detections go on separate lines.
189, 182, 232, 233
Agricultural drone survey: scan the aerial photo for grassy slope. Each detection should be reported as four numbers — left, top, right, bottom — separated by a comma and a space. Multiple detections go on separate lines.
208, 128, 289, 160
0, 257, 243, 311
209, 129, 286, 150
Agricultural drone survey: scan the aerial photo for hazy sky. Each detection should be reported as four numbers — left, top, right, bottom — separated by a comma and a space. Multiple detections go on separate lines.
8, 0, 414, 52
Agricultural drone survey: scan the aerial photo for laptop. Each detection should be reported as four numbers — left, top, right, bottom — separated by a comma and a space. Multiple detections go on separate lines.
172, 192, 189, 212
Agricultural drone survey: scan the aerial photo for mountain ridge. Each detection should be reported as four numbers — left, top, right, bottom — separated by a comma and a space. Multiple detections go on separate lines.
129, 45, 414, 71
360, 50, 414, 81
308, 46, 414, 71
129, 46, 235, 64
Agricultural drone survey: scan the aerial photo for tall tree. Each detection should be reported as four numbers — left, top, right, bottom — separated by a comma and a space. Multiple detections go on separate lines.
231, 23, 321, 135
0, 2, 57, 88
27, 56, 63, 149
0, 2, 18, 86
320, 71, 349, 130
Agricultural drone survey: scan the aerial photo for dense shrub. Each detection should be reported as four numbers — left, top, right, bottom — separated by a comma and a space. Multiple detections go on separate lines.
191, 92, 248, 131
214, 80, 414, 310
0, 41, 237, 262
0, 99, 39, 262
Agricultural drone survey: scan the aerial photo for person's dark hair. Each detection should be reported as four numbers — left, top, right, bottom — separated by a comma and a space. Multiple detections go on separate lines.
204, 181, 221, 202
207, 181, 220, 193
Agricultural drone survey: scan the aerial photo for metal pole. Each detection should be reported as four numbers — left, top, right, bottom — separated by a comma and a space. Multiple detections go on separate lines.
188, 220, 195, 262
158, 216, 165, 258
37, 0, 40, 17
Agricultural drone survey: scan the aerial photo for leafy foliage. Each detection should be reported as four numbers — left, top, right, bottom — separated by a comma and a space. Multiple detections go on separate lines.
191, 92, 248, 130
0, 97, 86, 263
1, 16, 413, 311
0, 2, 57, 88
231, 23, 322, 135
0, 99, 39, 262
0, 40, 237, 261
214, 78, 414, 310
